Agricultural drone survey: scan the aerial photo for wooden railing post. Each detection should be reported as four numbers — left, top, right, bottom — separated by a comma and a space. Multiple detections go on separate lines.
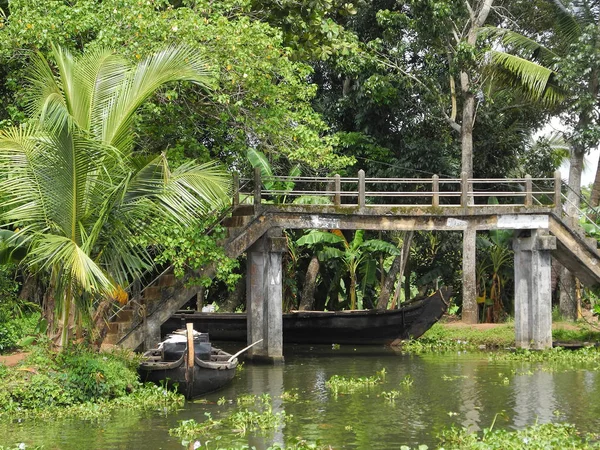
432, 174, 439, 207
554, 170, 562, 215
358, 170, 366, 208
233, 172, 240, 208
525, 174, 532, 206
334, 174, 341, 206
254, 167, 261, 207
461, 172, 468, 207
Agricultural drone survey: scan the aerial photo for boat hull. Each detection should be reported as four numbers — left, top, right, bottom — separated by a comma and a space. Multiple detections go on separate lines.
139, 349, 237, 399
164, 288, 451, 345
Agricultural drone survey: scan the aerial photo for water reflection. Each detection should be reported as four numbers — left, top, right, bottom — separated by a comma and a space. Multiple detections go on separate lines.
246, 364, 285, 449
512, 369, 557, 428
3, 347, 600, 449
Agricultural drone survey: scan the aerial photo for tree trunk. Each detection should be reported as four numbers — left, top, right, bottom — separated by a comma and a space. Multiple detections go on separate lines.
566, 146, 585, 215
220, 276, 245, 312
590, 160, 600, 207
559, 267, 578, 320
460, 88, 476, 179
349, 274, 357, 310
459, 0, 494, 181
299, 255, 320, 310
91, 299, 112, 349
377, 232, 414, 309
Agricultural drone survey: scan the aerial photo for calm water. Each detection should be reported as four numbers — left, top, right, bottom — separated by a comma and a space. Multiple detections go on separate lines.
2, 344, 600, 449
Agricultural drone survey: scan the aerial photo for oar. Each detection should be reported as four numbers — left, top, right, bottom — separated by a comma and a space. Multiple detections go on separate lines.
227, 339, 264, 363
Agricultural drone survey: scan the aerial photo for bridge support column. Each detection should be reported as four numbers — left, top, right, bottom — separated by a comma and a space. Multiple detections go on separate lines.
462, 225, 478, 324
513, 230, 556, 349
246, 229, 286, 363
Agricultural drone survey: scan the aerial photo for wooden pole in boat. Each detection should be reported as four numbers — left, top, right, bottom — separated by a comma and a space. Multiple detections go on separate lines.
186, 322, 195, 368
227, 339, 264, 363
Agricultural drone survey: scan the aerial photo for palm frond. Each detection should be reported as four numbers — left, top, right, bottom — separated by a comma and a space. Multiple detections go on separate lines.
489, 51, 565, 104
483, 27, 560, 66
74, 47, 129, 133
25, 51, 73, 134
101, 45, 215, 151
551, 0, 583, 45
28, 233, 114, 296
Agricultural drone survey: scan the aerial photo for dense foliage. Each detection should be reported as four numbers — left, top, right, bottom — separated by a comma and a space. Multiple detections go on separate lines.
0, 0, 591, 340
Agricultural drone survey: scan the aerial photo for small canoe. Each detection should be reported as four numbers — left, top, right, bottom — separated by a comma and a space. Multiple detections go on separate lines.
138, 323, 237, 399
164, 287, 452, 345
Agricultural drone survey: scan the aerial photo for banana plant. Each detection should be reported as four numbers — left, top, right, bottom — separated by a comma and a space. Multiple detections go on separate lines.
297, 230, 400, 310
248, 148, 300, 204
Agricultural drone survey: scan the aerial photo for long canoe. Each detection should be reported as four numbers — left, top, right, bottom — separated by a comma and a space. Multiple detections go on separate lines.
163, 287, 452, 345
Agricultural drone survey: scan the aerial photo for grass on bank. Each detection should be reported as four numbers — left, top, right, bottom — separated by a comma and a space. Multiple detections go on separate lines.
0, 341, 185, 420
401, 320, 600, 353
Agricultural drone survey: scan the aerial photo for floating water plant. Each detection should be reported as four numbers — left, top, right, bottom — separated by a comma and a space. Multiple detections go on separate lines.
325, 370, 385, 395
400, 375, 414, 387
169, 393, 286, 442
381, 390, 400, 402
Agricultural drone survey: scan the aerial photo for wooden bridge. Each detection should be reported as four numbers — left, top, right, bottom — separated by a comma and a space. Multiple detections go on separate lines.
105, 170, 600, 360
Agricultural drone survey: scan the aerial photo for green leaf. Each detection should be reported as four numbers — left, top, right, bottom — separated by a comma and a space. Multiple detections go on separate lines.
297, 231, 345, 247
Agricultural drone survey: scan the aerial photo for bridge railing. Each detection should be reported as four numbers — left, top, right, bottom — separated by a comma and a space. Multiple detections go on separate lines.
236, 169, 562, 212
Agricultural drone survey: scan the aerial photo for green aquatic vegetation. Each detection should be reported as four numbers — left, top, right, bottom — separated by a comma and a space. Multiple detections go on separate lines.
1, 383, 185, 421
267, 438, 332, 450
438, 422, 600, 449
490, 347, 600, 368
229, 406, 286, 436
169, 395, 286, 442
236, 393, 266, 407
381, 390, 400, 402
169, 414, 222, 443
280, 390, 300, 402
400, 375, 414, 387
325, 371, 384, 395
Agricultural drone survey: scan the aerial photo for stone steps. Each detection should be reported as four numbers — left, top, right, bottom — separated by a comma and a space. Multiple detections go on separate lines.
102, 205, 258, 350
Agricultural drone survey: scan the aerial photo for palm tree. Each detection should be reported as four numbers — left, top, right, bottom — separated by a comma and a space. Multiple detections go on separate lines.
0, 44, 230, 349
486, 1, 598, 213
485, 1, 599, 320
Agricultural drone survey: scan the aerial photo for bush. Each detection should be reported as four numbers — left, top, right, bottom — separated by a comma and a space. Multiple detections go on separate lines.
58, 349, 140, 402
0, 345, 143, 413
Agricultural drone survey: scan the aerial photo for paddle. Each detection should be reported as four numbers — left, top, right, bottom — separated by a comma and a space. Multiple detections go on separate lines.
227, 339, 264, 363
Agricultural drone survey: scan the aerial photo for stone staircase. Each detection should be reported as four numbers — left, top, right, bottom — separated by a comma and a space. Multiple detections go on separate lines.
103, 204, 265, 350
548, 215, 600, 286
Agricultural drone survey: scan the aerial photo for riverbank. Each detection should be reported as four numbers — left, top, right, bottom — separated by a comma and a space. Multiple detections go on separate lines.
401, 317, 600, 353
0, 342, 185, 421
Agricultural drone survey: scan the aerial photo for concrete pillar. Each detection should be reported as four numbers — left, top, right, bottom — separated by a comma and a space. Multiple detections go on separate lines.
513, 230, 556, 349
246, 229, 286, 363
462, 225, 478, 324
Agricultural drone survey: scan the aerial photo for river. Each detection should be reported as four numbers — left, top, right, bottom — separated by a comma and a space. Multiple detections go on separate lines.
2, 344, 600, 449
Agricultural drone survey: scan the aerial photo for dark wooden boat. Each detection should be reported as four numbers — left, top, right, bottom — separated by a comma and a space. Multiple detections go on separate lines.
164, 287, 452, 345
139, 324, 238, 399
